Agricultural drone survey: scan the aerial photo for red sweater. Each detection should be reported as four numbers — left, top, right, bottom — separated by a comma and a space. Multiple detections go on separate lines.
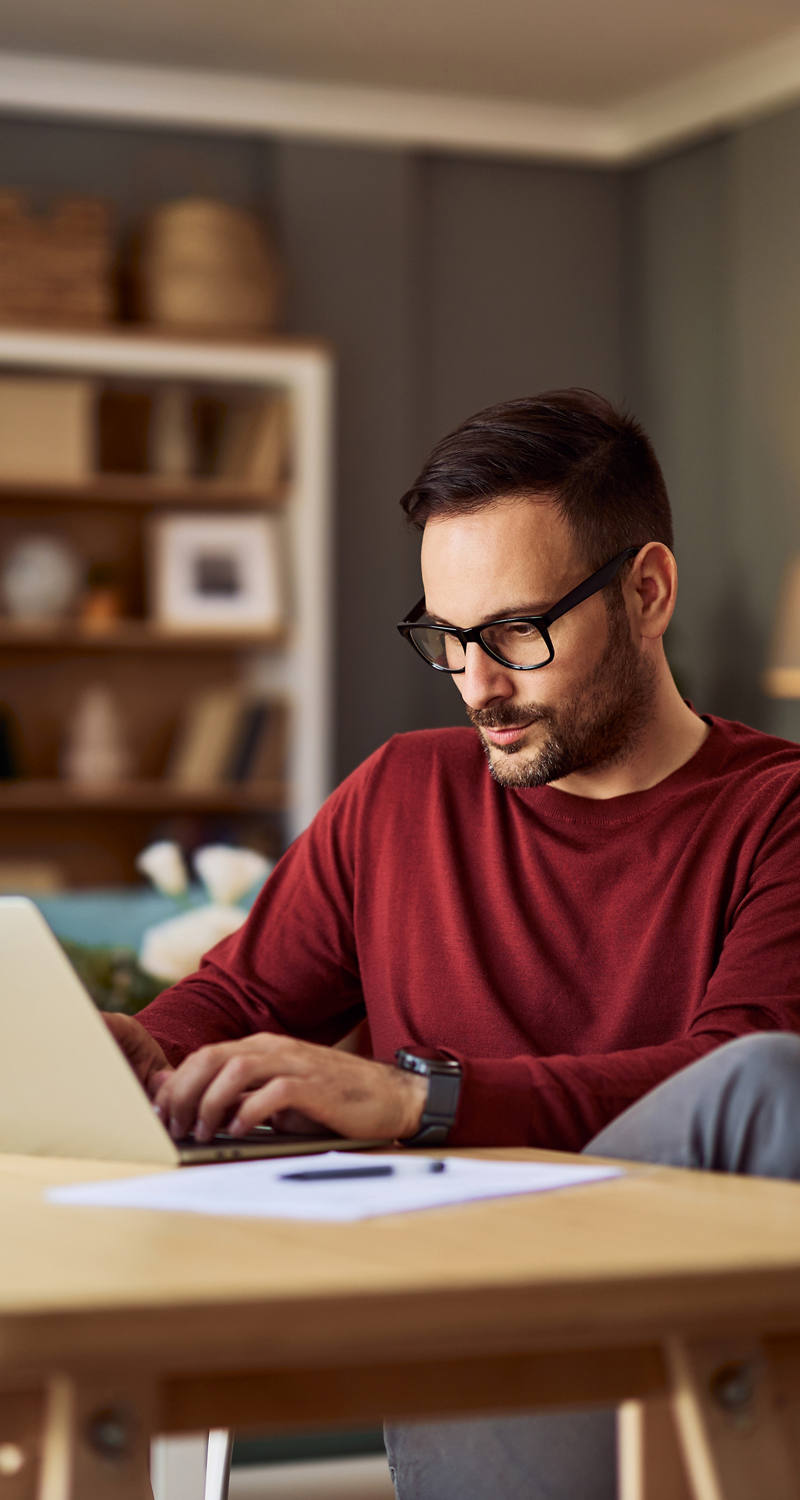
138, 716, 800, 1150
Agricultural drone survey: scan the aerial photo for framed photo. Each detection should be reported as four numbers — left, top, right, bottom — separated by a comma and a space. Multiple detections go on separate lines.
149, 514, 284, 631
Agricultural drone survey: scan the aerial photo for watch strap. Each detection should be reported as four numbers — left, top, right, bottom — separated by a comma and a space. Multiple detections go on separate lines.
395, 1052, 462, 1145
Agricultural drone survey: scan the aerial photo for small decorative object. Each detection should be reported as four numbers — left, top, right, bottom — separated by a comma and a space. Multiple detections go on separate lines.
149, 513, 283, 631
80, 561, 125, 631
137, 840, 272, 981
0, 191, 114, 327
131, 197, 283, 334
0, 534, 83, 621
60, 684, 131, 784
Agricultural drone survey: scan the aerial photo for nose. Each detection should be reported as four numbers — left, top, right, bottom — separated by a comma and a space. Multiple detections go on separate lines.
455, 641, 516, 712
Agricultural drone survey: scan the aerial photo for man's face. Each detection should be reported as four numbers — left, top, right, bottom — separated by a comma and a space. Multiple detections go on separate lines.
419, 497, 656, 789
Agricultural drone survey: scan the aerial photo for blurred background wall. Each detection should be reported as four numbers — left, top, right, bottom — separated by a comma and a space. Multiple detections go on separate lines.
2, 94, 800, 780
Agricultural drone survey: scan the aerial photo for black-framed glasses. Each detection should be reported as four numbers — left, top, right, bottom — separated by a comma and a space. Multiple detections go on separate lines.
396, 546, 640, 673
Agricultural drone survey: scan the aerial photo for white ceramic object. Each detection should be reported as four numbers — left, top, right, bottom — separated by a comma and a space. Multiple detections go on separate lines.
60, 684, 131, 784
0, 534, 83, 620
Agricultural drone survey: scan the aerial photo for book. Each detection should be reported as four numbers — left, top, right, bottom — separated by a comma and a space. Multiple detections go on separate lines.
215, 392, 290, 491
213, 399, 264, 479
243, 700, 288, 785
222, 699, 288, 785
166, 687, 244, 788
223, 699, 271, 782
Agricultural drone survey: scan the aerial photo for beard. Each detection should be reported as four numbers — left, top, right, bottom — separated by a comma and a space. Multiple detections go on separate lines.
466, 600, 657, 789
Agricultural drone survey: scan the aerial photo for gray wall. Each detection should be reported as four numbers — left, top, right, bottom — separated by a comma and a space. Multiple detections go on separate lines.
4, 100, 800, 777
626, 108, 800, 742
0, 115, 626, 777
623, 136, 736, 714
274, 144, 626, 758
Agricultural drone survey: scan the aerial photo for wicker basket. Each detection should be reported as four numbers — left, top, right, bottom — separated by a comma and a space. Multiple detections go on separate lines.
132, 198, 283, 335
0, 191, 114, 327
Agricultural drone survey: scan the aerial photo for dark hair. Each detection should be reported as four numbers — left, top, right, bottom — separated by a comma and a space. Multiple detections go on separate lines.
399, 389, 673, 569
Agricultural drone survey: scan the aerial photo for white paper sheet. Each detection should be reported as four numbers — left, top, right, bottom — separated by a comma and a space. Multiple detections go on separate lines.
46, 1152, 622, 1221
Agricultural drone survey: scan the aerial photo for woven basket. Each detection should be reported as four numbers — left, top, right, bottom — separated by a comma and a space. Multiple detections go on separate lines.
132, 198, 283, 334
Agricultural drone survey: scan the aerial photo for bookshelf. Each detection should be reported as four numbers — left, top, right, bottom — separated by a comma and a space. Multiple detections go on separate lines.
0, 328, 333, 887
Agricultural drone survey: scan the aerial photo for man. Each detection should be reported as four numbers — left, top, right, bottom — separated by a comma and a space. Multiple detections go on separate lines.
108, 389, 800, 1498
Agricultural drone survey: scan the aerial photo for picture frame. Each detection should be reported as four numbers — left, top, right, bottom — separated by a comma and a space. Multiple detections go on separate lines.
149, 514, 284, 631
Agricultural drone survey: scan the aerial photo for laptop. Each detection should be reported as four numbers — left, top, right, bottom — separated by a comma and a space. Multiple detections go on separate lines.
0, 896, 386, 1166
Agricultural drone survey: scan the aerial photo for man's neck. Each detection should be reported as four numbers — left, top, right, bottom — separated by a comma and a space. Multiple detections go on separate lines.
550, 680, 709, 801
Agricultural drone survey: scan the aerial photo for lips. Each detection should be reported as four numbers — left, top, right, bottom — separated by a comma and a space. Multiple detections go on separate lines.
482, 720, 535, 746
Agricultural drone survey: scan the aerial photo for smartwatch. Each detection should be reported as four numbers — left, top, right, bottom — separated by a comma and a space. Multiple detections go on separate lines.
395, 1047, 463, 1145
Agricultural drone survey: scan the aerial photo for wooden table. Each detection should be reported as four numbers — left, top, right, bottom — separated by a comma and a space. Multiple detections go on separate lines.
3, 1149, 800, 1500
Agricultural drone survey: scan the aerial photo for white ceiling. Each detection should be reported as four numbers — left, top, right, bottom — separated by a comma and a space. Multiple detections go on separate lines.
3, 0, 800, 163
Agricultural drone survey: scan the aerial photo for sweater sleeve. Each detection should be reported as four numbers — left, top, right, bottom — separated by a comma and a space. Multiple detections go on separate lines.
135, 757, 373, 1066
448, 791, 800, 1150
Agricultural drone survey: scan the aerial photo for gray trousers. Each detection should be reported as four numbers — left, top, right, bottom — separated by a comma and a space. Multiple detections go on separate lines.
384, 1032, 800, 1499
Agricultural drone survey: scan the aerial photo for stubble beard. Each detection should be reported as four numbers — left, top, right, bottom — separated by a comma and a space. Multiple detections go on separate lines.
466, 601, 657, 790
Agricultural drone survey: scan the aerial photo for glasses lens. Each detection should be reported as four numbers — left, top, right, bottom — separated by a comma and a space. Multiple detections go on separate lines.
481, 621, 550, 668
409, 627, 466, 671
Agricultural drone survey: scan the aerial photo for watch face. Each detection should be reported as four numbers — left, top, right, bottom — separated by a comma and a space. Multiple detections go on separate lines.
395, 1047, 461, 1073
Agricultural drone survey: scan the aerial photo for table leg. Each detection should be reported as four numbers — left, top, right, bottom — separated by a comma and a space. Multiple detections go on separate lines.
37, 1374, 156, 1500
666, 1336, 800, 1500
617, 1397, 692, 1500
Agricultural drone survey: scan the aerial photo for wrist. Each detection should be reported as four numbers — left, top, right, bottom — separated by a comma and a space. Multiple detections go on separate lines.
393, 1047, 463, 1145
397, 1071, 429, 1139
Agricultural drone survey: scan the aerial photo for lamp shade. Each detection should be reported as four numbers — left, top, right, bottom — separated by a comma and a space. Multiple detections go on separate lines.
765, 556, 800, 697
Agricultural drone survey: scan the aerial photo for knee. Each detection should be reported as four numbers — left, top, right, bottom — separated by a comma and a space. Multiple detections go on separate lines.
696, 1031, 800, 1176
710, 1031, 800, 1091
586, 1031, 800, 1175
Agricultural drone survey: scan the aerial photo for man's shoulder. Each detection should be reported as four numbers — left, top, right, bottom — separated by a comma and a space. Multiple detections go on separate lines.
320, 728, 485, 840
383, 725, 481, 759
360, 727, 483, 784
706, 714, 800, 773
702, 714, 800, 805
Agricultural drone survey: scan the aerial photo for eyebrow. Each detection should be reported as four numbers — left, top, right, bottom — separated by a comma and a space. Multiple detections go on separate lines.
426, 601, 548, 628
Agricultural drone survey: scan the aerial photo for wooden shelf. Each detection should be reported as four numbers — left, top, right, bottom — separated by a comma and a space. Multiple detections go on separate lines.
0, 780, 285, 812
0, 475, 287, 509
0, 621, 287, 651
0, 327, 332, 879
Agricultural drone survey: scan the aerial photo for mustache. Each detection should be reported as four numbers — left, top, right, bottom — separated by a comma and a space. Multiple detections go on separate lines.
466, 705, 554, 730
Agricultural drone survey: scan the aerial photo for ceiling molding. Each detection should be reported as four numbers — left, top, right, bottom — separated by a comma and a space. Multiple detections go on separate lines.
1, 36, 800, 166
0, 52, 624, 162
614, 23, 800, 159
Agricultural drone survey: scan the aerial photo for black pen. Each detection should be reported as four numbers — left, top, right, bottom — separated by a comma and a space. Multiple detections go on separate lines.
280, 1161, 447, 1182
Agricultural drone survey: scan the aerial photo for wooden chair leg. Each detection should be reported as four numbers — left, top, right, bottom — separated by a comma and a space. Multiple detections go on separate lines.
150, 1435, 211, 1500
618, 1397, 692, 1500
204, 1431, 233, 1500
666, 1336, 800, 1500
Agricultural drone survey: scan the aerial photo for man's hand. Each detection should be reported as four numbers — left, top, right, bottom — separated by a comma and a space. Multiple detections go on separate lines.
103, 1013, 174, 1099
151, 1034, 428, 1144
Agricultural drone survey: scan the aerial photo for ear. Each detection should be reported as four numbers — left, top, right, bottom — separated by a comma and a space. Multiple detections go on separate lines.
626, 543, 677, 641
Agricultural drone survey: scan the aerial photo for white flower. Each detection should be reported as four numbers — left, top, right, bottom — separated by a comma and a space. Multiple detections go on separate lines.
135, 840, 189, 897
140, 904, 249, 982
193, 845, 272, 906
